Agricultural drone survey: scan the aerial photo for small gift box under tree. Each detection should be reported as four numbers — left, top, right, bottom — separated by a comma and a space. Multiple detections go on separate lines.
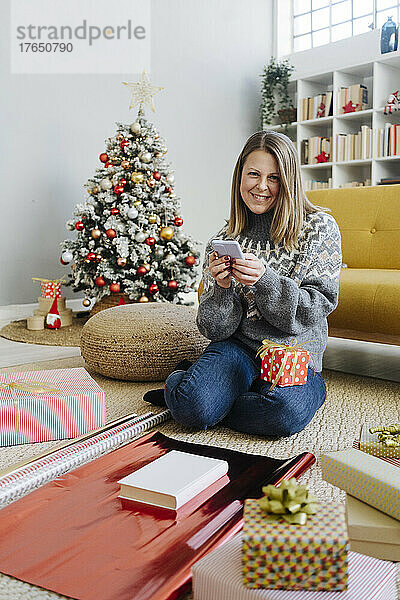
360, 424, 400, 459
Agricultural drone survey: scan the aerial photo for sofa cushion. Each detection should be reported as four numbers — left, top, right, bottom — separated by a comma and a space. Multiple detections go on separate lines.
308, 185, 400, 270
328, 268, 400, 335
80, 303, 209, 382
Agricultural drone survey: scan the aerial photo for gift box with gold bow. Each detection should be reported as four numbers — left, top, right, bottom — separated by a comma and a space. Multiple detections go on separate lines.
0, 368, 105, 446
242, 479, 349, 591
256, 339, 309, 389
359, 424, 400, 459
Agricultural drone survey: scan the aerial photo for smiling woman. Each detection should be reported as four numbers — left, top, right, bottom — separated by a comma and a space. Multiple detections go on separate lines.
144, 130, 342, 439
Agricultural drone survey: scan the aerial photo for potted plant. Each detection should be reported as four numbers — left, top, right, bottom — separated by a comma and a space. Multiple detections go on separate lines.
260, 58, 296, 129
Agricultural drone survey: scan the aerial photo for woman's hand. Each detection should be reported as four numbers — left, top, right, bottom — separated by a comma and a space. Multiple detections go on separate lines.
208, 252, 232, 289
231, 253, 266, 286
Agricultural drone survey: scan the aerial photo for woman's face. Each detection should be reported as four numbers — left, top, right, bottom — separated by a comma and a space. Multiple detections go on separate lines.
239, 150, 280, 214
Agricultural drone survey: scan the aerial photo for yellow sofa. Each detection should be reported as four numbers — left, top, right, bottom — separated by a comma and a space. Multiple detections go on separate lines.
308, 185, 400, 345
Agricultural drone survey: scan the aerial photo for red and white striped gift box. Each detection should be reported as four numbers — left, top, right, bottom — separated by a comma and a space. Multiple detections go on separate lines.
192, 533, 396, 600
0, 368, 105, 446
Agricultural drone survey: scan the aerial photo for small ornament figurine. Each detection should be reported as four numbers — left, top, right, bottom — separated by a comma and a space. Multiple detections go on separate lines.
343, 100, 358, 113
384, 90, 400, 114
315, 151, 330, 163
45, 298, 61, 330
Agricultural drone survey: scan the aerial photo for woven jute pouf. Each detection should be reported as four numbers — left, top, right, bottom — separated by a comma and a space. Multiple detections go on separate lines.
80, 303, 209, 381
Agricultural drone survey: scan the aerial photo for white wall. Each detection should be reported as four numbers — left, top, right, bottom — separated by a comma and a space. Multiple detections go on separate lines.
0, 0, 273, 306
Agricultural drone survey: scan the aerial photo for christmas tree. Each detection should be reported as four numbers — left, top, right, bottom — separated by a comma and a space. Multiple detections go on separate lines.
60, 72, 200, 307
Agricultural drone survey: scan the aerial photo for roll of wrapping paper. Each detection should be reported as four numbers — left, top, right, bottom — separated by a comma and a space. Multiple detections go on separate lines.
0, 410, 171, 506
0, 430, 315, 600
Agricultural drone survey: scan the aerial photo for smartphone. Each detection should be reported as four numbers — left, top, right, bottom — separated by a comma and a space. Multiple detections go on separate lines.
211, 239, 245, 260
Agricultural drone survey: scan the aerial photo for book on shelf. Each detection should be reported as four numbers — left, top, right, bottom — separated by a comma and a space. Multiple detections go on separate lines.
337, 84, 368, 113
299, 90, 332, 120
118, 450, 229, 510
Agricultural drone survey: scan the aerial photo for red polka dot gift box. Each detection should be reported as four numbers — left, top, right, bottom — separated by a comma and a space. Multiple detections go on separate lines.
256, 339, 309, 389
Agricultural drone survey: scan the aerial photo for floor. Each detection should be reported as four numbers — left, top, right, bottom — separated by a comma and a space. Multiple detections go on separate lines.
0, 301, 399, 381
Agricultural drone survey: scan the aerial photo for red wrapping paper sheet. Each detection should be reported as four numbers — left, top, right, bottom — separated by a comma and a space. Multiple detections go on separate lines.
0, 431, 315, 600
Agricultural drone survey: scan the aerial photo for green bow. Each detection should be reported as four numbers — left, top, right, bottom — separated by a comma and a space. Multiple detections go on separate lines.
258, 478, 319, 525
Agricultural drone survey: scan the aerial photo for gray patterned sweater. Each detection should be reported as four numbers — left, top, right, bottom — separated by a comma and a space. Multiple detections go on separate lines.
197, 209, 342, 372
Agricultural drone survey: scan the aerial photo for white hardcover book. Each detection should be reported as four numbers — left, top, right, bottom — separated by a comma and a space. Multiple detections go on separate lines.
118, 450, 229, 509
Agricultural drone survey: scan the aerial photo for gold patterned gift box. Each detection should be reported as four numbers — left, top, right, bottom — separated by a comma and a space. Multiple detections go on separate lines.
359, 424, 400, 459
242, 500, 348, 591
320, 448, 400, 521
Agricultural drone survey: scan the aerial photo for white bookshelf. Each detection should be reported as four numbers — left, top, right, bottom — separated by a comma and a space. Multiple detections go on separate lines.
268, 53, 400, 189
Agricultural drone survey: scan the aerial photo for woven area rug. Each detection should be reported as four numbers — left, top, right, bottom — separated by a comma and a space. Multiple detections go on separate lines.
0, 316, 88, 347
0, 356, 399, 600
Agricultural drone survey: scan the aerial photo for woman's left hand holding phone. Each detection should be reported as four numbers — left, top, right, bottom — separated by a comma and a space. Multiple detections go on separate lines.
208, 252, 232, 288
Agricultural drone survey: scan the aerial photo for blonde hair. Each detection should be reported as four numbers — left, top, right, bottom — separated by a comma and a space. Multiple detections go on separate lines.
227, 130, 327, 250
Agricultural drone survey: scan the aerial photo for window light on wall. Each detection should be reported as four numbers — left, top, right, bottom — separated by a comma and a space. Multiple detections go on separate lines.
287, 0, 400, 53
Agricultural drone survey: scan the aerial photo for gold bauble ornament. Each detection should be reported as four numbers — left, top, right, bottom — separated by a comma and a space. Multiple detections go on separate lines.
131, 171, 144, 184
143, 263, 151, 271
82, 298, 91, 307
121, 160, 130, 169
117, 257, 127, 267
139, 295, 149, 303
147, 178, 156, 188
134, 200, 142, 207
91, 228, 101, 239
160, 226, 174, 241
96, 254, 103, 262
148, 214, 157, 224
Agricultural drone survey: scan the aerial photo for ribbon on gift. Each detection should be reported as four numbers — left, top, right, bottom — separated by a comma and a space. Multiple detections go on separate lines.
258, 477, 319, 525
369, 424, 400, 448
0, 381, 60, 444
256, 338, 314, 391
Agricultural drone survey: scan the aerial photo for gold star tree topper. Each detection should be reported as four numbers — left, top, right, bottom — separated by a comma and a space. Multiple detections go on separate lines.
123, 71, 163, 112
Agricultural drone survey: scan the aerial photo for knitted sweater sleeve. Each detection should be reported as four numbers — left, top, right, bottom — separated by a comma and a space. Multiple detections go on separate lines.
196, 234, 244, 341
252, 213, 342, 336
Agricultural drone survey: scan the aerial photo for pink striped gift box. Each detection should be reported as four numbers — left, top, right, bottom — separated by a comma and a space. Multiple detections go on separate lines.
0, 368, 105, 446
192, 534, 396, 600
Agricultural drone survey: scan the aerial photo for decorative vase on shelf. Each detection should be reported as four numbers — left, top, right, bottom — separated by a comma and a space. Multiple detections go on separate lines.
380, 16, 398, 54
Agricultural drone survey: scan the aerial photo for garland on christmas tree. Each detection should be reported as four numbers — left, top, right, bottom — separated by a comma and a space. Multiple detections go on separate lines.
60, 72, 200, 306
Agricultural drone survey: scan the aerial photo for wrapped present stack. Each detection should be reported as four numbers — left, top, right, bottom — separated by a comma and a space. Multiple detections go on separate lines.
320, 423, 400, 563
0, 367, 105, 446
256, 339, 309, 389
27, 278, 73, 330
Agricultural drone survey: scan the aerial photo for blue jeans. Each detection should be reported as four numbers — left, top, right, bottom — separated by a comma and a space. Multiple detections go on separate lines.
164, 340, 326, 437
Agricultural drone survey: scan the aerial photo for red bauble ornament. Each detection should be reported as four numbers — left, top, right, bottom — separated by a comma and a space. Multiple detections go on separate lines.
137, 266, 147, 276
168, 280, 178, 290
106, 228, 117, 239
75, 221, 85, 231
120, 140, 129, 149
60, 257, 68, 265
119, 178, 128, 186
110, 282, 121, 293
110, 207, 120, 215
99, 153, 108, 163
87, 252, 96, 262
95, 276, 106, 287
185, 255, 195, 266
153, 171, 161, 180
145, 237, 156, 246
174, 216, 183, 227
149, 284, 159, 295
165, 186, 173, 194
114, 185, 125, 195
104, 161, 113, 168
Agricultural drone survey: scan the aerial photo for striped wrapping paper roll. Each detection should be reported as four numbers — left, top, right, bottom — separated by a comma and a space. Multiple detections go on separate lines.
192, 533, 396, 600
0, 409, 171, 507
